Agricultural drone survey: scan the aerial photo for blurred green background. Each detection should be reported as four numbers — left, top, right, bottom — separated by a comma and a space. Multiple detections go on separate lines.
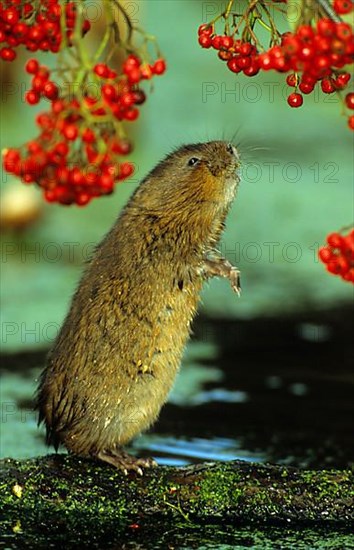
1, 0, 353, 352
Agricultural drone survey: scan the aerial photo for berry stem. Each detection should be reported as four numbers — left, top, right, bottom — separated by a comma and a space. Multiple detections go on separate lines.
224, 0, 235, 20
73, 3, 91, 80
338, 223, 354, 234
258, 2, 281, 43
93, 20, 113, 63
112, 0, 134, 44
255, 14, 272, 35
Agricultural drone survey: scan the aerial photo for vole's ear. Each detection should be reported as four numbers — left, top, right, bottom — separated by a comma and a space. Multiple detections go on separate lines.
187, 157, 200, 167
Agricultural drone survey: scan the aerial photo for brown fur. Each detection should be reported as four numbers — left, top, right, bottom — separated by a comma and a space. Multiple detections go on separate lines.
36, 141, 240, 458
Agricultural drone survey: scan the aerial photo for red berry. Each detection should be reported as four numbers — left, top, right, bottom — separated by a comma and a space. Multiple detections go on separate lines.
102, 83, 117, 102
227, 57, 241, 73
327, 232, 344, 249
124, 108, 139, 121
140, 64, 153, 80
54, 142, 69, 157
237, 56, 251, 70
94, 63, 109, 78
220, 35, 233, 49
282, 34, 300, 55
345, 93, 354, 109
32, 75, 46, 92
82, 128, 95, 143
99, 173, 114, 192
344, 230, 354, 252
287, 92, 303, 107
52, 99, 65, 114
127, 67, 141, 84
25, 90, 40, 105
342, 269, 354, 282
333, 0, 353, 14
0, 47, 16, 61
63, 124, 78, 140
348, 115, 354, 130
123, 54, 141, 73
317, 19, 336, 37
13, 22, 28, 40
44, 190, 57, 203
76, 193, 91, 206
218, 50, 233, 61
243, 62, 260, 77
119, 162, 134, 179
299, 81, 314, 94
43, 81, 59, 100
299, 45, 315, 60
297, 25, 314, 40
2, 7, 19, 25
65, 2, 77, 20
28, 25, 45, 43
334, 72, 351, 89
121, 92, 135, 107
286, 73, 298, 87
198, 33, 212, 48
198, 24, 213, 36
111, 139, 132, 155
335, 23, 352, 41
314, 35, 331, 52
212, 35, 222, 50
25, 58, 39, 74
240, 42, 253, 56
258, 53, 272, 70
314, 54, 331, 71
152, 59, 166, 75
82, 20, 91, 35
326, 259, 341, 274
132, 90, 146, 105
321, 78, 335, 93
318, 246, 333, 263
336, 256, 350, 273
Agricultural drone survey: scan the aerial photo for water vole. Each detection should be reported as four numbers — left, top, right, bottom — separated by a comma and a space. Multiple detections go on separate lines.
37, 140, 241, 474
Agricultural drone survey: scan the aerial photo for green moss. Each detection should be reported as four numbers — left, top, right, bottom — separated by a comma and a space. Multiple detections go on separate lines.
1, 456, 353, 534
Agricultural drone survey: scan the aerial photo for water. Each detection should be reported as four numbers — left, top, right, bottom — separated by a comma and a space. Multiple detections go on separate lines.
1, 310, 353, 468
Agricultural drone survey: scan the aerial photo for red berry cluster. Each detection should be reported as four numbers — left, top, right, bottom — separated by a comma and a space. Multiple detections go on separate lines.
25, 58, 58, 104
318, 230, 354, 283
198, 26, 260, 76
3, 55, 166, 206
92, 55, 166, 122
198, 17, 354, 128
261, 21, 353, 116
0, 0, 90, 61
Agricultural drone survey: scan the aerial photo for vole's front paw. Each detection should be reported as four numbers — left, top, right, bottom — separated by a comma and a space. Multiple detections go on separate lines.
97, 449, 157, 476
230, 266, 241, 296
203, 256, 241, 297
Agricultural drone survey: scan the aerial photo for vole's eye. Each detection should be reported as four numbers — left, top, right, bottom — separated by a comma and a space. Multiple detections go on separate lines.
188, 157, 200, 167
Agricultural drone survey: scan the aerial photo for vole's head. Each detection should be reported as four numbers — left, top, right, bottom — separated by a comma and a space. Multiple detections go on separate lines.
135, 141, 241, 215
173, 140, 240, 178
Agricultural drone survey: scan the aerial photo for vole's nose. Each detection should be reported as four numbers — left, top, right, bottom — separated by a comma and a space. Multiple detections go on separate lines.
227, 143, 239, 161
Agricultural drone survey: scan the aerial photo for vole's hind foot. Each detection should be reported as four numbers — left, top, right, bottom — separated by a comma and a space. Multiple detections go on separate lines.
97, 449, 157, 475
203, 258, 241, 296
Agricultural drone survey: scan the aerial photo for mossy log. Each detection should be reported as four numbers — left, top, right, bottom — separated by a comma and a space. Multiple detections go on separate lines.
1, 455, 353, 534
